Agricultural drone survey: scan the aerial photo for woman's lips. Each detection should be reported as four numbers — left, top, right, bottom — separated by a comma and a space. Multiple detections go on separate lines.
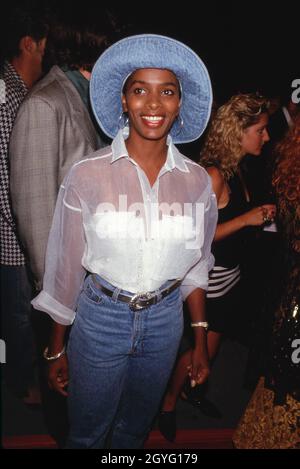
141, 115, 165, 127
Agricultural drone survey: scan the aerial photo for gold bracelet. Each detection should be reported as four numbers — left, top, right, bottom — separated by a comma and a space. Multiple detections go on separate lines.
43, 345, 66, 361
191, 321, 208, 330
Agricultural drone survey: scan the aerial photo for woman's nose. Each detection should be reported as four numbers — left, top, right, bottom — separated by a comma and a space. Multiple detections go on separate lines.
146, 93, 161, 109
263, 129, 270, 142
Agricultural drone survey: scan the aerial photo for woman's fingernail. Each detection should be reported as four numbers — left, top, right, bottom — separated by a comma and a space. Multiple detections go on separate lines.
191, 379, 196, 388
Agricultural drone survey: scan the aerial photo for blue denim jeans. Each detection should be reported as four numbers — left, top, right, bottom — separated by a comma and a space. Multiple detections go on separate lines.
0, 264, 35, 395
66, 274, 183, 449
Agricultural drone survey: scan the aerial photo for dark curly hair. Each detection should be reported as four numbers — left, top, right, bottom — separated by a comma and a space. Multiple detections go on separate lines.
272, 113, 300, 216
44, 8, 116, 72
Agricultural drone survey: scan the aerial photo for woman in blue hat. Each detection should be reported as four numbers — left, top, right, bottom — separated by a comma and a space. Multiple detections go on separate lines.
32, 34, 218, 448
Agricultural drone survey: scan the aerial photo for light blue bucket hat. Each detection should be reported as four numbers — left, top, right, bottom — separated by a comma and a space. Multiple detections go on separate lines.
90, 34, 212, 144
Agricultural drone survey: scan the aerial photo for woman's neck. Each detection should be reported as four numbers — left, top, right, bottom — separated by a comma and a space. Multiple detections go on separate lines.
125, 135, 168, 187
126, 133, 168, 164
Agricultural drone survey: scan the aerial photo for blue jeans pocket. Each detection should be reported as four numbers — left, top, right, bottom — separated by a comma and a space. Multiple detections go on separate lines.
83, 281, 103, 305
161, 287, 182, 307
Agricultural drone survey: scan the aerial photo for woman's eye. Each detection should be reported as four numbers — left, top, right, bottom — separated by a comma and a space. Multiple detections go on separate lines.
162, 89, 174, 96
133, 88, 146, 95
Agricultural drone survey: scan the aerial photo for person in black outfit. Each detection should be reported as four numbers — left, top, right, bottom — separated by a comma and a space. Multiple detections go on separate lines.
241, 86, 300, 390
233, 113, 300, 449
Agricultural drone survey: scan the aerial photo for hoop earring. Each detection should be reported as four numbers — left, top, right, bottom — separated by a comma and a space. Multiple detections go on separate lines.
174, 114, 184, 136
118, 112, 129, 129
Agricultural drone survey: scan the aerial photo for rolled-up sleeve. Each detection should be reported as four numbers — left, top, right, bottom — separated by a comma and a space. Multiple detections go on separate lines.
31, 171, 86, 325
181, 183, 218, 300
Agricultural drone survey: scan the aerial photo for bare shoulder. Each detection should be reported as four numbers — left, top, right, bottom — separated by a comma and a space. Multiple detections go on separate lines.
205, 166, 226, 202
206, 165, 221, 178
206, 166, 224, 186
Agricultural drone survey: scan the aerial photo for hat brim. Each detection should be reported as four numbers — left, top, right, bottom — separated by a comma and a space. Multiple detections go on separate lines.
90, 34, 212, 144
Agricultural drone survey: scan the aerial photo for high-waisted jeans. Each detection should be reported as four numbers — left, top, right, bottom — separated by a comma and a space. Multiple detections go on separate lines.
66, 274, 183, 449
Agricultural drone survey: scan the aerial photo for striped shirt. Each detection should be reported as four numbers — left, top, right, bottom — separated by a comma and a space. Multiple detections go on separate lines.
0, 61, 27, 265
207, 265, 240, 298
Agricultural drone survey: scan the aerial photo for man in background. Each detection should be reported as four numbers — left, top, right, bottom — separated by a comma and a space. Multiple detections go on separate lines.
0, 1, 49, 405
9, 5, 115, 446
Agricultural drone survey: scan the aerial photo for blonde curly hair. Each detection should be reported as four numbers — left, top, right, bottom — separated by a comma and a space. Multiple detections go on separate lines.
200, 93, 269, 180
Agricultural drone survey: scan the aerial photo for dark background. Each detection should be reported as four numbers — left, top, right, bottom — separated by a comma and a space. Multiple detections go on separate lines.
2, 0, 299, 103
104, 1, 299, 156
2, 0, 297, 159
104, 1, 299, 103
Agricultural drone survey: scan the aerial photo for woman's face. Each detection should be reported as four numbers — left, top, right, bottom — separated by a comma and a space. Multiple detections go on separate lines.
121, 68, 181, 141
241, 113, 270, 156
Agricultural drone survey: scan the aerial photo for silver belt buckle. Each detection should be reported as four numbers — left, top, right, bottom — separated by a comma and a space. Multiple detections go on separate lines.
129, 292, 154, 311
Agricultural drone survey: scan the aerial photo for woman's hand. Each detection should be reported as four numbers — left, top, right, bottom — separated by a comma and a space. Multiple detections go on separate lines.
262, 204, 276, 222
47, 355, 69, 397
187, 347, 210, 387
241, 204, 276, 227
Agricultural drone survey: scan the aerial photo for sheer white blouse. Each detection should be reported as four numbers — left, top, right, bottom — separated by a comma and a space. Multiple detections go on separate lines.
32, 129, 218, 325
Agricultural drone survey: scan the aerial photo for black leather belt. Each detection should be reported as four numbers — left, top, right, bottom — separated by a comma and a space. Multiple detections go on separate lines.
91, 275, 181, 311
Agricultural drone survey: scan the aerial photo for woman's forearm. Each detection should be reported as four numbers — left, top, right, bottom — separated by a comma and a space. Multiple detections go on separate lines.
48, 321, 69, 355
214, 215, 246, 241
186, 288, 208, 349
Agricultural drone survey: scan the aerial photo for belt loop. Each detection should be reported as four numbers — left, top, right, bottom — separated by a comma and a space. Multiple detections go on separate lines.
155, 289, 162, 303
112, 287, 121, 303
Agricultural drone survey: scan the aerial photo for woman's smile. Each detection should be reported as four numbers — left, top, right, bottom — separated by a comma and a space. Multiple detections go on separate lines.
141, 114, 165, 127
